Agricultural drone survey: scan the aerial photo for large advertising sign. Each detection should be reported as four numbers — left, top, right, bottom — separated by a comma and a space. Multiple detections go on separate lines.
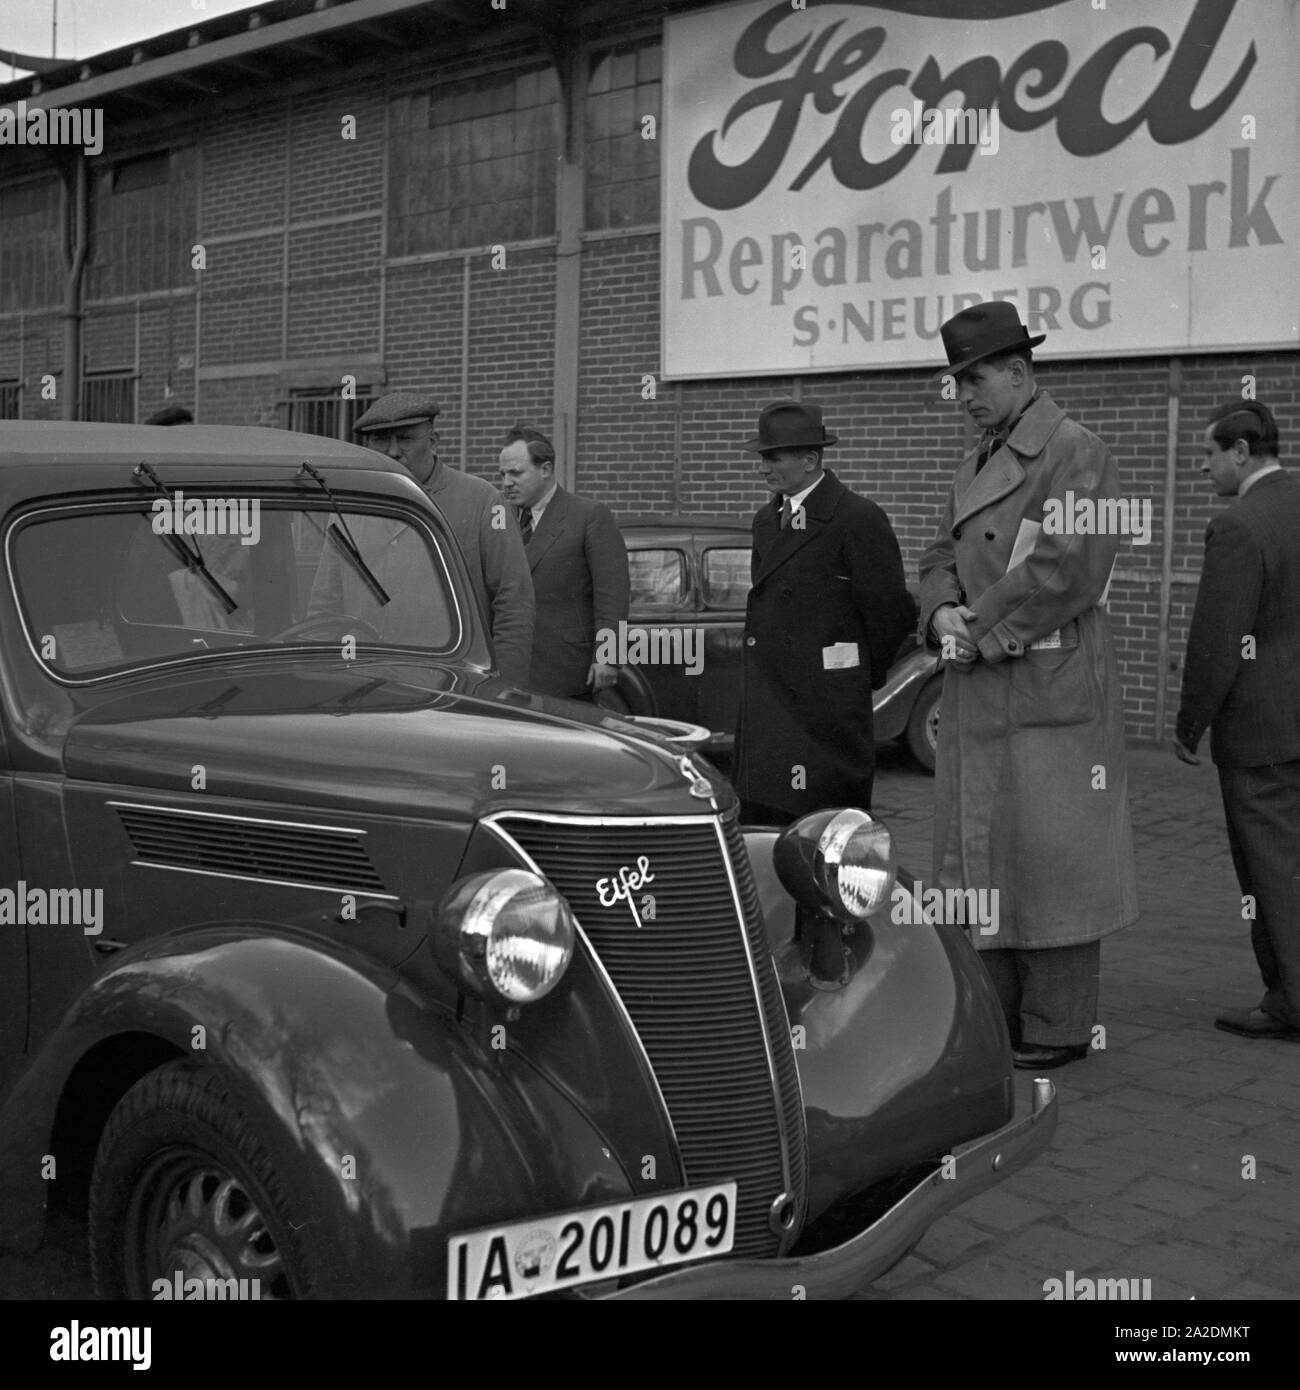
662, 0, 1300, 378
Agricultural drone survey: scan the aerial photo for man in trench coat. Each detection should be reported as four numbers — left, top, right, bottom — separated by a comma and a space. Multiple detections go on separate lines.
734, 400, 913, 824
918, 304, 1138, 1070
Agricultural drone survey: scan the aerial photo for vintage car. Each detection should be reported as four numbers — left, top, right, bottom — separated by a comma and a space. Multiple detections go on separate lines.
0, 422, 1054, 1300
602, 520, 943, 772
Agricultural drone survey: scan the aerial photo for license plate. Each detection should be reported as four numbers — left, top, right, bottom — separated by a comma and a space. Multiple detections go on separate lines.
447, 1181, 737, 1300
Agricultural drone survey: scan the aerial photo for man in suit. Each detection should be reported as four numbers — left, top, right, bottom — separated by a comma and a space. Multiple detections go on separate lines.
734, 399, 913, 825
352, 392, 533, 685
1174, 401, 1300, 1040
496, 424, 629, 700
919, 303, 1138, 1071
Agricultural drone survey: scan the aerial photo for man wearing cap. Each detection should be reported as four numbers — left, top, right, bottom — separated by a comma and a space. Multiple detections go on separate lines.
734, 400, 913, 824
918, 303, 1137, 1071
350, 391, 533, 685
496, 423, 629, 700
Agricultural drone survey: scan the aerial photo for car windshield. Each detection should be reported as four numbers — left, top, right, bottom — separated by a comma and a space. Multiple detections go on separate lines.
9, 498, 461, 680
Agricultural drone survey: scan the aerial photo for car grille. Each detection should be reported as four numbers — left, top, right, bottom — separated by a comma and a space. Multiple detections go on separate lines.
490, 812, 808, 1258
113, 803, 387, 893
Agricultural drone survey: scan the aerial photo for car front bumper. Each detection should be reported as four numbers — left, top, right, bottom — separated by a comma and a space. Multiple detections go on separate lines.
602, 1077, 1057, 1300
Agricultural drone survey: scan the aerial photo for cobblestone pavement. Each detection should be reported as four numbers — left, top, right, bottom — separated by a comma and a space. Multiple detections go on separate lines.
3, 742, 1296, 1301
858, 741, 1300, 1302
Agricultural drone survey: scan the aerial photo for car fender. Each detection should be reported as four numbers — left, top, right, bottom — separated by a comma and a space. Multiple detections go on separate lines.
0, 926, 632, 1295
743, 831, 1011, 1227
872, 646, 941, 742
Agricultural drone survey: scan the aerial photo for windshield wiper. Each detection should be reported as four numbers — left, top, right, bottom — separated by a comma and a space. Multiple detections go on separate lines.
297, 461, 390, 607
133, 462, 239, 615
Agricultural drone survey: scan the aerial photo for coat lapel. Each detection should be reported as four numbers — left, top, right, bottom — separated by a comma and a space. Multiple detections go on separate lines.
752, 471, 842, 586
952, 393, 1064, 529
525, 487, 567, 571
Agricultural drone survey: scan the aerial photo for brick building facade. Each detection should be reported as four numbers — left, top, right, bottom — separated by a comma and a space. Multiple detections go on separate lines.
1, 0, 1295, 743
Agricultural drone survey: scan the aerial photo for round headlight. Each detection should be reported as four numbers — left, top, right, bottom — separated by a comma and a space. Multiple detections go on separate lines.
773, 808, 896, 921
434, 869, 575, 1005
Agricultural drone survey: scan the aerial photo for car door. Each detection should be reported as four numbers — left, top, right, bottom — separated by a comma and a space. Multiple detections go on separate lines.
0, 722, 25, 1096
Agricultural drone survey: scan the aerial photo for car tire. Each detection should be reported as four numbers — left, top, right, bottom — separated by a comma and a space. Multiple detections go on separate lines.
89, 1059, 310, 1301
904, 677, 942, 774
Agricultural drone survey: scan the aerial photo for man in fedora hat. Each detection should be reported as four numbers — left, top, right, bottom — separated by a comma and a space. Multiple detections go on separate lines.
335, 390, 534, 684
918, 303, 1138, 1071
734, 399, 913, 824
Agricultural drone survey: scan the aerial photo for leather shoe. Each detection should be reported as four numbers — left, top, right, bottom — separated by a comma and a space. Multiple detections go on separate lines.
1214, 1008, 1300, 1040
1012, 1042, 1088, 1070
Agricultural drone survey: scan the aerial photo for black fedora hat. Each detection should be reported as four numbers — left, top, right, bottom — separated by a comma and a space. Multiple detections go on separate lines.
742, 399, 839, 454
936, 302, 1045, 378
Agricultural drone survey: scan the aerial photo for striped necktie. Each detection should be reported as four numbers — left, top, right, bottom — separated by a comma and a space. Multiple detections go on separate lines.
519, 506, 533, 543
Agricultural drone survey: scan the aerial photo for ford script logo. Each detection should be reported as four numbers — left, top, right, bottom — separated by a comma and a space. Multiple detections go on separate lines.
595, 855, 656, 928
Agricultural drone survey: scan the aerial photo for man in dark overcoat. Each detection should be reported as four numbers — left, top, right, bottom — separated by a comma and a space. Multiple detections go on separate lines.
733, 400, 913, 825
918, 304, 1139, 1071
1174, 401, 1300, 1041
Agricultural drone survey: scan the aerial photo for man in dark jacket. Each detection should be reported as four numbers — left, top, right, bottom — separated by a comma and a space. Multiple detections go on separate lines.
497, 424, 629, 700
1174, 401, 1300, 1041
734, 400, 913, 824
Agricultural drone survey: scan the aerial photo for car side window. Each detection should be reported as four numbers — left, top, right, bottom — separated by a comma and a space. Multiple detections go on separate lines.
702, 547, 751, 609
628, 548, 688, 609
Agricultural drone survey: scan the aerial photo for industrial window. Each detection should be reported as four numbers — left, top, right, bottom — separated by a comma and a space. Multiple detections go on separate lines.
81, 371, 137, 424
0, 178, 61, 312
388, 66, 560, 256
0, 382, 20, 419
286, 386, 380, 442
86, 148, 198, 299
585, 41, 661, 231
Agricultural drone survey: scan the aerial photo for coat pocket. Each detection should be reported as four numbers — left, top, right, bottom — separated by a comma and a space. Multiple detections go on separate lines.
1007, 638, 1098, 728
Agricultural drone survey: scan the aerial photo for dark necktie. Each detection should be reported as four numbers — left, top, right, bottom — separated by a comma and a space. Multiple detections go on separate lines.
975, 433, 1005, 475
519, 507, 533, 544
779, 498, 794, 529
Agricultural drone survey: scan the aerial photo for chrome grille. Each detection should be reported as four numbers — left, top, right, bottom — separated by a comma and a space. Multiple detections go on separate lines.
490, 813, 807, 1258
113, 804, 387, 893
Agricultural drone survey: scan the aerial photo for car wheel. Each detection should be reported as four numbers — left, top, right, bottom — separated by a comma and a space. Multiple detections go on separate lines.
904, 677, 942, 774
89, 1060, 310, 1301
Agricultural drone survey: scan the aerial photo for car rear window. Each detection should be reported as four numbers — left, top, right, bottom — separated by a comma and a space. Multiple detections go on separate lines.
628, 547, 688, 607
9, 499, 461, 681
702, 547, 751, 608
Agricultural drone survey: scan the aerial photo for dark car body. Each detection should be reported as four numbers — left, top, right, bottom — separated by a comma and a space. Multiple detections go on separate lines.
608, 520, 943, 771
0, 423, 1052, 1300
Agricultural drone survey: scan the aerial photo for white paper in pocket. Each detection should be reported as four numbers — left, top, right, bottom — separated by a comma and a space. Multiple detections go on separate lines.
823, 642, 860, 670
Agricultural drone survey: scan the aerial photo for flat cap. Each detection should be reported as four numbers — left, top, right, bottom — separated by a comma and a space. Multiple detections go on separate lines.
355, 390, 440, 433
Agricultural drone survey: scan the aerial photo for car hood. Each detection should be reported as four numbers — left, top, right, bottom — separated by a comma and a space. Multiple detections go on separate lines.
62, 658, 729, 821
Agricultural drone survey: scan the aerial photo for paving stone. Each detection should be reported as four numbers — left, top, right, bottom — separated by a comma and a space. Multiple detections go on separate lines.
913, 1215, 994, 1265
1123, 1177, 1226, 1220
959, 1188, 1052, 1232
1000, 1223, 1126, 1273
935, 1256, 1048, 1301
1119, 1241, 1250, 1294
1061, 1201, 1179, 1245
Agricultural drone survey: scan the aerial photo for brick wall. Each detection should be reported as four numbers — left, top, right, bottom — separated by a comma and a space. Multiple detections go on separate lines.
2, 24, 1297, 745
